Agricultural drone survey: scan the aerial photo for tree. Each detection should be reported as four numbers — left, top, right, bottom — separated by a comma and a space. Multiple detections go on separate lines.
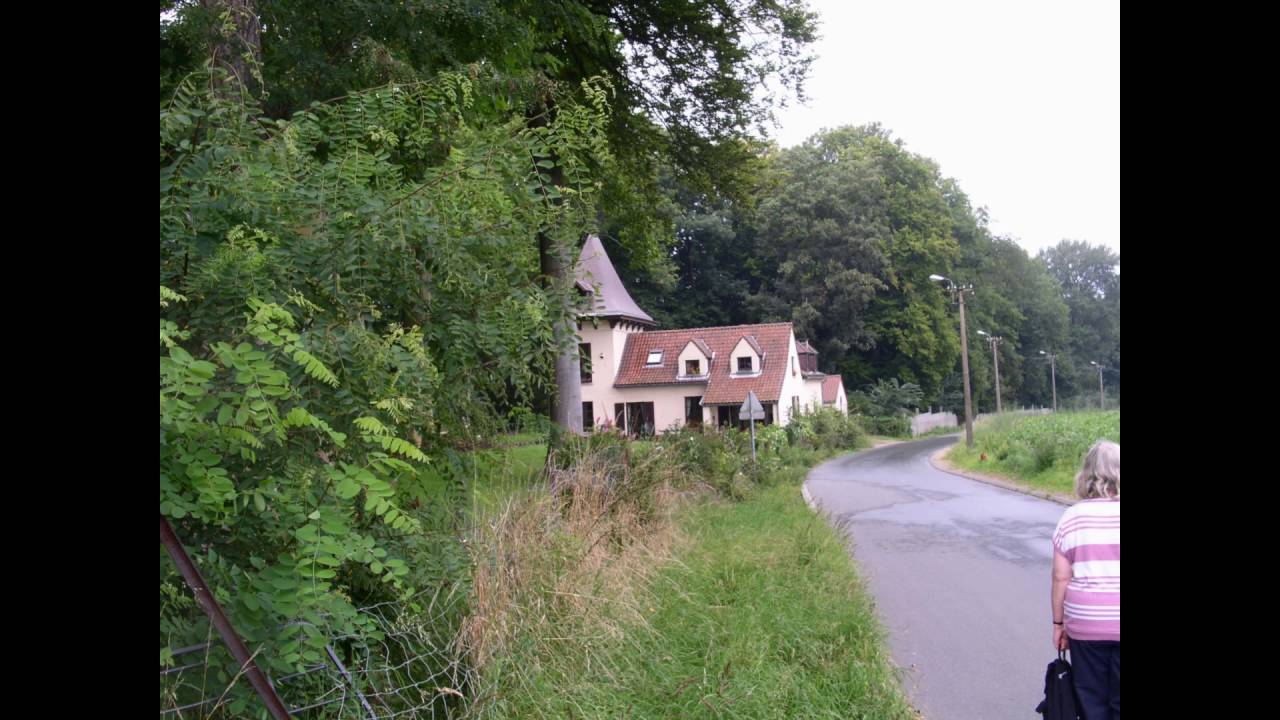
162, 0, 821, 433
745, 125, 960, 398
160, 69, 613, 705
1038, 240, 1120, 398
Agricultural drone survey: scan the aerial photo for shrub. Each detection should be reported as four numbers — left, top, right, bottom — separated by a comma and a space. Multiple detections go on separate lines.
509, 407, 553, 436
786, 407, 866, 450
860, 415, 911, 438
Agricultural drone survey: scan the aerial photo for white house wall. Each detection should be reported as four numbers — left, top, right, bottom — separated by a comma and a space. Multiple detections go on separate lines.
579, 320, 643, 430
579, 325, 823, 432
728, 337, 761, 373
803, 377, 825, 413
676, 341, 712, 377
778, 331, 809, 425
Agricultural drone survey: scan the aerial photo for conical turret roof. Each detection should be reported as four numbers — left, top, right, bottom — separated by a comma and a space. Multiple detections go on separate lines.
574, 234, 656, 325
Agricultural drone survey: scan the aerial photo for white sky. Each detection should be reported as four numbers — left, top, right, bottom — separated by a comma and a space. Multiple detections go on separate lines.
772, 0, 1119, 257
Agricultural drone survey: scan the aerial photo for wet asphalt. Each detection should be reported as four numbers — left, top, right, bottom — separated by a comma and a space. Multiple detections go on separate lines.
804, 436, 1066, 720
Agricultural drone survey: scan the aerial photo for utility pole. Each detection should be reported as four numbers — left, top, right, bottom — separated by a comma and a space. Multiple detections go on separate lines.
1091, 361, 1105, 410
931, 274, 975, 448
979, 331, 1002, 413
1040, 351, 1058, 412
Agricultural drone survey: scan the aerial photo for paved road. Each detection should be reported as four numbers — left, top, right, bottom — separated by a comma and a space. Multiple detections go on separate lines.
805, 436, 1065, 720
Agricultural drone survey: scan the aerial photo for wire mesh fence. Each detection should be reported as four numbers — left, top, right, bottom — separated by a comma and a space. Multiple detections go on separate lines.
160, 584, 482, 719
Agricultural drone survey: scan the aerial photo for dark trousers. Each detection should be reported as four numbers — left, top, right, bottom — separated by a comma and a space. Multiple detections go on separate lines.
1070, 639, 1120, 720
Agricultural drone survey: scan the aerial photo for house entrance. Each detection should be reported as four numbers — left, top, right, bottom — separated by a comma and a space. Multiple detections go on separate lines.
717, 402, 774, 429
613, 402, 655, 437
685, 396, 703, 427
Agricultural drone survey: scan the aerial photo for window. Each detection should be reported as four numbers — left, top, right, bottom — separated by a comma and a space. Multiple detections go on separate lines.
792, 396, 800, 418
685, 359, 701, 375
579, 343, 592, 384
737, 356, 753, 372
646, 349, 663, 366
625, 402, 656, 438
582, 402, 593, 433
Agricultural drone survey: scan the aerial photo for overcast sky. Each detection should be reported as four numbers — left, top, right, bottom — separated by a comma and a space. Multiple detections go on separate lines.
772, 0, 1119, 257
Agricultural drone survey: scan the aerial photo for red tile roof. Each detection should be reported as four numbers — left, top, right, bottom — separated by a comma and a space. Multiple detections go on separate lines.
615, 323, 795, 404
822, 375, 844, 404
797, 340, 817, 354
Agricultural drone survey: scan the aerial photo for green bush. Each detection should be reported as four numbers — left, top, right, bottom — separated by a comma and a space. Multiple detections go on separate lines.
788, 407, 866, 450
509, 407, 553, 436
859, 415, 911, 438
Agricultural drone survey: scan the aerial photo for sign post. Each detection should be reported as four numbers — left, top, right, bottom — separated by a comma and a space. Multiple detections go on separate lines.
739, 391, 766, 462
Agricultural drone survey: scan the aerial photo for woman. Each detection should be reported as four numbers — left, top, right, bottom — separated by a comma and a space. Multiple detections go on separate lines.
1051, 440, 1120, 719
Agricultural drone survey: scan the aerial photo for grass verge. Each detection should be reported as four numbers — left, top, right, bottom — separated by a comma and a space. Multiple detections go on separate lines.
943, 410, 1120, 496
468, 439, 913, 719
467, 437, 548, 517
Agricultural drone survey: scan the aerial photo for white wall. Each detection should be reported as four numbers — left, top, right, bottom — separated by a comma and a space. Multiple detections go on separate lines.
803, 377, 825, 413
579, 320, 644, 430
728, 337, 761, 374
778, 331, 808, 425
677, 341, 711, 378
579, 325, 817, 432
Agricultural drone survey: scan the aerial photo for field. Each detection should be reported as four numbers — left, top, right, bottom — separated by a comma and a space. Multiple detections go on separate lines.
944, 411, 1120, 496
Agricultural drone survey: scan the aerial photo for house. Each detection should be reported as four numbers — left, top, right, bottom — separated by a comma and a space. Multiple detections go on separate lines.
821, 375, 848, 413
574, 234, 842, 435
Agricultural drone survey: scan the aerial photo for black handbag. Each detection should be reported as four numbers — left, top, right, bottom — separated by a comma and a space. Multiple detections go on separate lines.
1035, 650, 1081, 719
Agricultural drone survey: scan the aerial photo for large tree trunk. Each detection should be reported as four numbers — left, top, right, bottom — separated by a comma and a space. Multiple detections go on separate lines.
529, 96, 583, 436
201, 0, 262, 99
540, 229, 583, 434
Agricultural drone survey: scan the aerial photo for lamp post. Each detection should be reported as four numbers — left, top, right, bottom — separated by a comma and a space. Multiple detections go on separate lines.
931, 274, 974, 448
977, 331, 1002, 414
1039, 351, 1058, 412
1090, 361, 1105, 410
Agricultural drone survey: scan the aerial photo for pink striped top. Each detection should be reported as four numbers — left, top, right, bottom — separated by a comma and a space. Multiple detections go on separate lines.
1053, 499, 1120, 641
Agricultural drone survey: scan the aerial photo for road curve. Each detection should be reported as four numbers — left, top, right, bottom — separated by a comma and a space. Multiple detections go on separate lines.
805, 436, 1065, 719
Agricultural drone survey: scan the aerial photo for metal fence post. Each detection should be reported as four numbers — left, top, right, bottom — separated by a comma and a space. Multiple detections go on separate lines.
160, 515, 293, 720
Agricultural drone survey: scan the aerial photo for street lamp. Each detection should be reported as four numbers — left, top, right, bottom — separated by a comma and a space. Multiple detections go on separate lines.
978, 331, 1002, 413
931, 274, 975, 448
1090, 361, 1105, 410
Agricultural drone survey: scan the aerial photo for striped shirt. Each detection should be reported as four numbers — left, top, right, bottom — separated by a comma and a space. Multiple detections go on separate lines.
1053, 499, 1120, 641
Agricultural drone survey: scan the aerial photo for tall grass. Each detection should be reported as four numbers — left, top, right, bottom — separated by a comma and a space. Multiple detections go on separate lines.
946, 410, 1120, 495
461, 424, 909, 719
462, 445, 695, 718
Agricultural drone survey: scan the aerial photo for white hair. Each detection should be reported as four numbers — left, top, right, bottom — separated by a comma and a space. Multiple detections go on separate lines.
1075, 440, 1120, 499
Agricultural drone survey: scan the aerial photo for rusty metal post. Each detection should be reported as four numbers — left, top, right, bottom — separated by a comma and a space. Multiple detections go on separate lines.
160, 515, 292, 720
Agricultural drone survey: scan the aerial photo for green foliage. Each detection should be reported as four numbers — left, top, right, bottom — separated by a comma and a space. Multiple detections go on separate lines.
1038, 240, 1121, 398
160, 68, 613, 706
744, 126, 961, 398
851, 377, 924, 417
487, 481, 915, 719
947, 411, 1120, 495
608, 124, 1108, 416
859, 415, 912, 438
506, 407, 553, 436
785, 407, 866, 451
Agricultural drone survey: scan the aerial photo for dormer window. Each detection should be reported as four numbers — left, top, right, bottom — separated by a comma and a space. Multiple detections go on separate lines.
737, 356, 753, 372
685, 359, 701, 375
646, 350, 663, 366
